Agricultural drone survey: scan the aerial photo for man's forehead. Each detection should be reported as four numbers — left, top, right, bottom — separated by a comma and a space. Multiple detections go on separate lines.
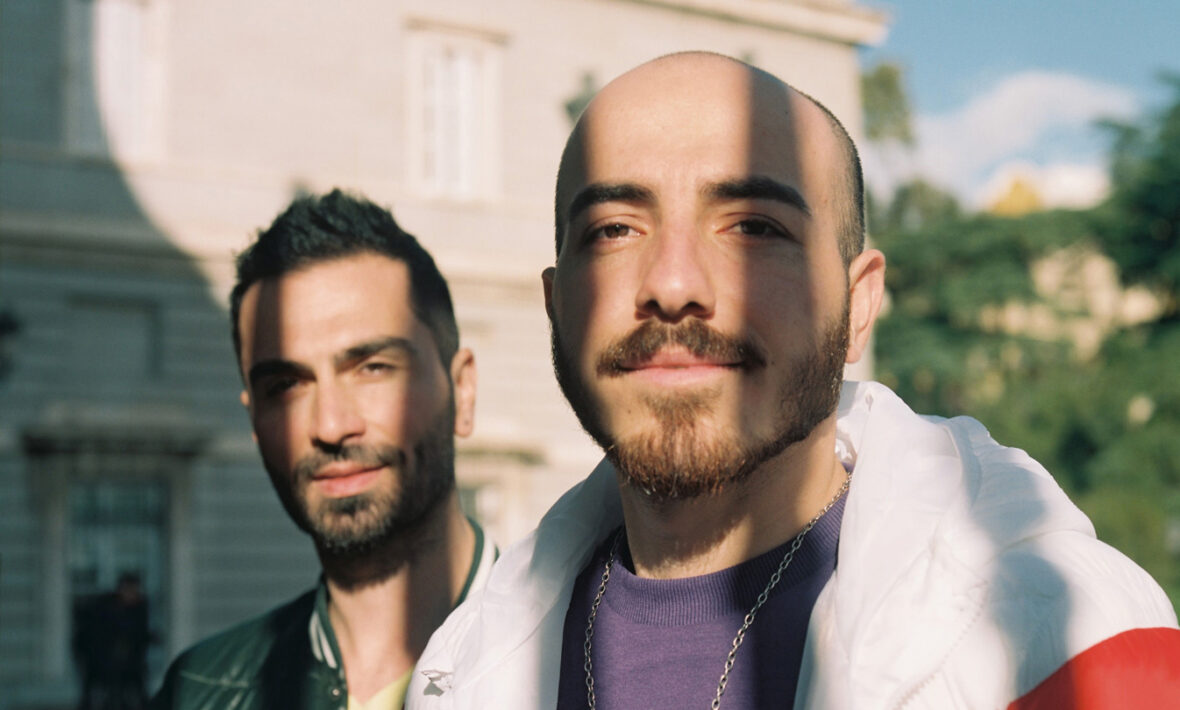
243, 254, 406, 309
557, 56, 835, 211
237, 255, 422, 359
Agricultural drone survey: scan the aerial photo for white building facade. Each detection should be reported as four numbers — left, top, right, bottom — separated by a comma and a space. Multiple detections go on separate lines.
0, 0, 886, 705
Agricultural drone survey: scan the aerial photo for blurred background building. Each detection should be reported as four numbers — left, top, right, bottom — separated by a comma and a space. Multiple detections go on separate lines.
0, 0, 887, 705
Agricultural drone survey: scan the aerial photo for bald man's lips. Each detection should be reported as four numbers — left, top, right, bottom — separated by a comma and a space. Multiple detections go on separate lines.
619, 349, 743, 386
312, 462, 385, 498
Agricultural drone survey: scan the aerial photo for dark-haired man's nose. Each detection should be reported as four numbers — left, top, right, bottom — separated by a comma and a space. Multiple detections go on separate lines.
309, 382, 366, 449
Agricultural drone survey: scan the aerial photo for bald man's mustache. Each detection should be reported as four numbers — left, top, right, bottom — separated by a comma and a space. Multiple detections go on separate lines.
595, 320, 768, 376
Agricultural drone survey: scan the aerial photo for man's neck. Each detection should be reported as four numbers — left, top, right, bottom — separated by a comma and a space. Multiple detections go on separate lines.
318, 493, 476, 703
618, 421, 847, 580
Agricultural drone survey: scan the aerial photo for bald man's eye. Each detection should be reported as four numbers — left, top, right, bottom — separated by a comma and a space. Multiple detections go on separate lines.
735, 218, 790, 240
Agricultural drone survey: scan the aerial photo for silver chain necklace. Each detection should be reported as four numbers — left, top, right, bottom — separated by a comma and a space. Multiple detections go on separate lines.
583, 470, 851, 710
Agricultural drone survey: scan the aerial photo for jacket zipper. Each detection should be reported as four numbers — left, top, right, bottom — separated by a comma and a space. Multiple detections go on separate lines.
887, 591, 986, 710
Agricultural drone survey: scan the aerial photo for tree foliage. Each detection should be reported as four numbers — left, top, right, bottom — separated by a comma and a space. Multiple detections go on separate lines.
869, 178, 962, 235
862, 61, 915, 146
1098, 74, 1180, 311
873, 83, 1180, 606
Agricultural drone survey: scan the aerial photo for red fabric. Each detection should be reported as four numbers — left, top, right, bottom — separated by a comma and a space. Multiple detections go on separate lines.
1007, 627, 1180, 709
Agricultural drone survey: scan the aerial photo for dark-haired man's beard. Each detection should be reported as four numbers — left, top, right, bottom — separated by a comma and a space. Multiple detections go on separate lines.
264, 401, 456, 558
551, 311, 848, 501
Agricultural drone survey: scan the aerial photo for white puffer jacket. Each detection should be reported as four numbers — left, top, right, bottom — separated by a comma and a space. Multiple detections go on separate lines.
408, 382, 1177, 709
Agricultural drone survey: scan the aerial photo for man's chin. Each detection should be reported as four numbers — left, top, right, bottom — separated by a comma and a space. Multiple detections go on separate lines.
309, 524, 389, 556
604, 425, 752, 501
302, 494, 397, 554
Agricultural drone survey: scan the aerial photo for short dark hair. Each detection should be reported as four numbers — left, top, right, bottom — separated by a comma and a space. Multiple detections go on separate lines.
230, 189, 459, 370
801, 89, 866, 267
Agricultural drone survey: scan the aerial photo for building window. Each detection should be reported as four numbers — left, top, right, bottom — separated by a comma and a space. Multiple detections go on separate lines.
64, 0, 165, 161
407, 28, 503, 200
69, 479, 168, 605
24, 423, 205, 691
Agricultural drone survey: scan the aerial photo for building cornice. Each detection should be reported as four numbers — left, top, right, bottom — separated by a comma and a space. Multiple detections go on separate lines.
0, 211, 206, 274
603, 0, 889, 46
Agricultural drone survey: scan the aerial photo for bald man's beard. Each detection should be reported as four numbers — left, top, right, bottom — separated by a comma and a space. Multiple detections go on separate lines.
551, 312, 848, 501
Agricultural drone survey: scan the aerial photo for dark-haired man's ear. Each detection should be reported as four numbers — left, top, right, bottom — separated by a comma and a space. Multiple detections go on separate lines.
239, 390, 259, 443
451, 348, 477, 438
845, 248, 886, 365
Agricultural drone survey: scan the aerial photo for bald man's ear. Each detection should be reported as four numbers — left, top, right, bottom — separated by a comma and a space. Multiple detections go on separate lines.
845, 249, 886, 365
542, 267, 556, 322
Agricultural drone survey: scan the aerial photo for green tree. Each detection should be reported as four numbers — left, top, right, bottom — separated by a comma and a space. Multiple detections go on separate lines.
861, 61, 915, 146
878, 178, 962, 234
874, 80, 1180, 606
1098, 73, 1180, 313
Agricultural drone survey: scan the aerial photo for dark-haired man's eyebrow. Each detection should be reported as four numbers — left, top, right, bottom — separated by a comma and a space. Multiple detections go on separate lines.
565, 183, 657, 228
704, 176, 811, 217
335, 336, 416, 369
248, 359, 308, 390
248, 337, 416, 389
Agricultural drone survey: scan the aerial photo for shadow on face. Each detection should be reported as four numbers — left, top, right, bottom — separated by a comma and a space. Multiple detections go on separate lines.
235, 254, 469, 565
545, 53, 862, 504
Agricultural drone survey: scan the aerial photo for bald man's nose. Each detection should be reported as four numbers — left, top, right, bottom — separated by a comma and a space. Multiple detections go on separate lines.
634, 230, 715, 322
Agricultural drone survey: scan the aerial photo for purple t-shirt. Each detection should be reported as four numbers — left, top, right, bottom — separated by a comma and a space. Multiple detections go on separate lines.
556, 493, 845, 710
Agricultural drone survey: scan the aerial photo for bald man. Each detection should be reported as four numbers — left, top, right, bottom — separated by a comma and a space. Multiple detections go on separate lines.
408, 53, 1179, 710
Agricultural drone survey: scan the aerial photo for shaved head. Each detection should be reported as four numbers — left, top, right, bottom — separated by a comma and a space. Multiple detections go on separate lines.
554, 52, 865, 266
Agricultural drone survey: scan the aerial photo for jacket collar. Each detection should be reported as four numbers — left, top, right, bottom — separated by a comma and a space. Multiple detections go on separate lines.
417, 381, 1097, 707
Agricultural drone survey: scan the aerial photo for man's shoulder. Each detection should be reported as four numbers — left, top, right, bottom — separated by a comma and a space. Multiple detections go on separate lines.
156, 588, 318, 699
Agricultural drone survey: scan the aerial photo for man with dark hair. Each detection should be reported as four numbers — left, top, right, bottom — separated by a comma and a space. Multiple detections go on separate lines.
154, 189, 495, 709
410, 53, 1179, 709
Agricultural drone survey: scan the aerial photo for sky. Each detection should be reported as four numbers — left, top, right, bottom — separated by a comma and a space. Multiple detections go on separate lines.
859, 0, 1180, 210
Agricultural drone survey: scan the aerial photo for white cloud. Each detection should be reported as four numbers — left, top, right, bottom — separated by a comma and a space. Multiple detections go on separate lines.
862, 70, 1138, 209
977, 160, 1112, 210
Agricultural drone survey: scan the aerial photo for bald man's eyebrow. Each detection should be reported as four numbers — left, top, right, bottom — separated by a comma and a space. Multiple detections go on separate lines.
566, 183, 657, 227
335, 336, 416, 368
704, 176, 811, 217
